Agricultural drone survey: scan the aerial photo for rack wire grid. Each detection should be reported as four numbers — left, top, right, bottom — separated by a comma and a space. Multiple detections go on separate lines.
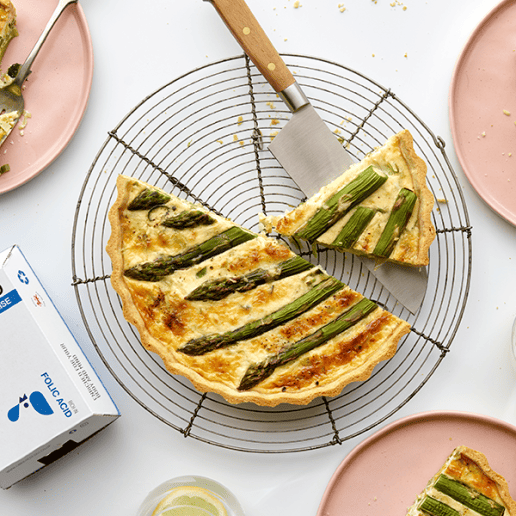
72, 54, 472, 453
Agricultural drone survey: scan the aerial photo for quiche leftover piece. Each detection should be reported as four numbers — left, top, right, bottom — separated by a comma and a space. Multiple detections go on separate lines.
0, 0, 17, 63
406, 446, 516, 516
262, 130, 435, 267
107, 175, 411, 406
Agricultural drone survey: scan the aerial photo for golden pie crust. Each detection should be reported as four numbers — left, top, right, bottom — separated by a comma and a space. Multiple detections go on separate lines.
107, 175, 411, 406
262, 130, 435, 267
406, 445, 516, 516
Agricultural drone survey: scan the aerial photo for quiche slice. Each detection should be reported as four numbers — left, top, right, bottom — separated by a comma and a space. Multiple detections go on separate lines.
261, 130, 435, 267
407, 446, 516, 516
106, 175, 411, 406
0, 0, 17, 64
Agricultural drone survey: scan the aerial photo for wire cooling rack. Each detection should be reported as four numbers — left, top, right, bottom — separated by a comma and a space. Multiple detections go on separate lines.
71, 54, 472, 453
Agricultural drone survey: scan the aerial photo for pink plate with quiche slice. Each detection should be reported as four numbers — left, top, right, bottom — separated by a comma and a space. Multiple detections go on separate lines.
317, 411, 516, 516
0, 0, 93, 194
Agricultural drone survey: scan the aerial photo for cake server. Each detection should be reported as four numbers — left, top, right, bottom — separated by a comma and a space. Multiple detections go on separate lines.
0, 0, 78, 147
206, 0, 428, 313
206, 0, 354, 198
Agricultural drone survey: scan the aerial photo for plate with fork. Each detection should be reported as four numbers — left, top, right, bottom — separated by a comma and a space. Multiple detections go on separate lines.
0, 0, 93, 194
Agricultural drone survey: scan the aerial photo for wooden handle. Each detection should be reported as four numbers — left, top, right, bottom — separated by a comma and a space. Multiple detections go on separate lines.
208, 0, 295, 93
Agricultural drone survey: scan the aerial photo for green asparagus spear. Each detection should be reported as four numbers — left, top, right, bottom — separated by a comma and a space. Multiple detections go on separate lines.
238, 297, 377, 391
330, 206, 376, 248
128, 188, 172, 210
295, 166, 387, 242
124, 227, 256, 281
373, 188, 417, 258
433, 475, 505, 516
185, 256, 314, 301
419, 496, 460, 516
162, 209, 216, 229
179, 274, 344, 356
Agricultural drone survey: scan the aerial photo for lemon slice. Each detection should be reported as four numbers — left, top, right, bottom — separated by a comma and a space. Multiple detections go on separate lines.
151, 486, 228, 516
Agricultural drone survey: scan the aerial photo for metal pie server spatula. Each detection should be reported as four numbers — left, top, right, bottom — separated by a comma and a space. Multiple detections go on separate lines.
206, 0, 428, 313
206, 0, 354, 198
0, 0, 78, 147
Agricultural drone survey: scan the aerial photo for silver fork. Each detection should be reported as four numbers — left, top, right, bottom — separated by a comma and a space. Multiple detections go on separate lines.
0, 0, 78, 146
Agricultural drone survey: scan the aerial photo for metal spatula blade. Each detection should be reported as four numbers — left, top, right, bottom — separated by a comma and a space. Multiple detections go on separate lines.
269, 103, 354, 197
359, 257, 428, 314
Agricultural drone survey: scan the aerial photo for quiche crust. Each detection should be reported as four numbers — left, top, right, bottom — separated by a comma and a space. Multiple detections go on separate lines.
406, 446, 516, 516
107, 175, 411, 406
262, 130, 435, 267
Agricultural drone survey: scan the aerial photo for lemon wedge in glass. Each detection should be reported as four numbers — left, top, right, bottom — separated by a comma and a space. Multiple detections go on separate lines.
151, 486, 228, 516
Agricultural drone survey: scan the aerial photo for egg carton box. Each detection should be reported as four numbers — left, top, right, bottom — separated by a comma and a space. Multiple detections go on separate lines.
0, 245, 120, 489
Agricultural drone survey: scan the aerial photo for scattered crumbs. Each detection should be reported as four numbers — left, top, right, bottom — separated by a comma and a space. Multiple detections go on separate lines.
216, 139, 223, 144
334, 128, 341, 134
293, 0, 301, 7
233, 134, 238, 142
270, 119, 280, 126
239, 141, 244, 146
503, 109, 511, 116
482, 131, 486, 137
270, 130, 279, 140
372, 53, 376, 57
509, 153, 513, 157
237, 115, 243, 125
338, 3, 346, 12
437, 198, 448, 204
404, 52, 408, 58
266, 101, 276, 109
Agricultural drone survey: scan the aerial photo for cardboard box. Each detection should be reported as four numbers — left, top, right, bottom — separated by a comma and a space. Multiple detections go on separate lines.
0, 245, 120, 489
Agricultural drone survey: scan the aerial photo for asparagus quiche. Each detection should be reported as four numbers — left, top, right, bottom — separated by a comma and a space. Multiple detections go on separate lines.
106, 175, 411, 406
407, 446, 516, 516
0, 0, 17, 63
262, 130, 435, 267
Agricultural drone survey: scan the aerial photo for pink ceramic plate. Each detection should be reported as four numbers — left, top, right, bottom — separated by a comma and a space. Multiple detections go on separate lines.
449, 0, 516, 226
317, 411, 516, 516
0, 0, 93, 194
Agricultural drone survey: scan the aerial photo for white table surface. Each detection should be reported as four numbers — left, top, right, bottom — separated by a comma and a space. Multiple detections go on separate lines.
1, 0, 516, 514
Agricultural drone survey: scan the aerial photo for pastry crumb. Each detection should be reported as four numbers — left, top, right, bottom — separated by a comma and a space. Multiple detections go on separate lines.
503, 109, 511, 116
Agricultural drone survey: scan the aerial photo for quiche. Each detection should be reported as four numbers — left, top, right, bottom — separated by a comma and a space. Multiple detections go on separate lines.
261, 130, 435, 267
106, 175, 411, 406
406, 446, 516, 516
0, 0, 18, 61
0, 0, 17, 64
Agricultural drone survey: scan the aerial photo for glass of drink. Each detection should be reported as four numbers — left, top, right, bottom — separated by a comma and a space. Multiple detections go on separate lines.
137, 475, 245, 516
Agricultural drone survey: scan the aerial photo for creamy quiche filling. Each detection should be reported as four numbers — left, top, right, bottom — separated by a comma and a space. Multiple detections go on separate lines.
107, 175, 411, 406
262, 130, 435, 267
406, 446, 516, 516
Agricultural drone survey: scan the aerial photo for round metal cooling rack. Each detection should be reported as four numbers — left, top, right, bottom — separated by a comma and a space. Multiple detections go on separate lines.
72, 54, 472, 453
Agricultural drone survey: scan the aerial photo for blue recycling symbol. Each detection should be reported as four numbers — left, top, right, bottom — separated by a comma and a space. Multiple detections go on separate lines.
17, 270, 29, 285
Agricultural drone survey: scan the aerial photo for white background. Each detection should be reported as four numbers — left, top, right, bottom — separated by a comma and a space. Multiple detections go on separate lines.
1, 0, 516, 514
